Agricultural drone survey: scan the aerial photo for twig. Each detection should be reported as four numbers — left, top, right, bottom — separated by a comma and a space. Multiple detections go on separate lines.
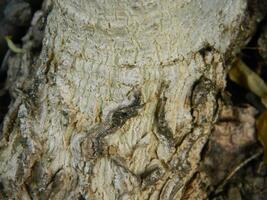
214, 149, 263, 195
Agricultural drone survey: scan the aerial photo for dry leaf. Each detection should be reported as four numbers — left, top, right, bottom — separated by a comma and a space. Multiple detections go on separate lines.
229, 59, 267, 107
229, 59, 267, 162
256, 111, 267, 163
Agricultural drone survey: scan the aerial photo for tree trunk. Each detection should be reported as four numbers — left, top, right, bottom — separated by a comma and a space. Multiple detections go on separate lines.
0, 0, 256, 199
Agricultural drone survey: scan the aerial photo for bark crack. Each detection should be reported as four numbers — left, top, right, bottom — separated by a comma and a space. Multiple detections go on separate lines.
140, 165, 164, 189
154, 82, 174, 146
79, 90, 143, 159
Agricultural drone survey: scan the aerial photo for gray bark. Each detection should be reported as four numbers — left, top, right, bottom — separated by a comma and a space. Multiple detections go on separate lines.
0, 0, 256, 199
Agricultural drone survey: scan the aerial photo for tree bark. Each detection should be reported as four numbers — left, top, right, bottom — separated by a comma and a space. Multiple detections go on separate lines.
0, 0, 256, 199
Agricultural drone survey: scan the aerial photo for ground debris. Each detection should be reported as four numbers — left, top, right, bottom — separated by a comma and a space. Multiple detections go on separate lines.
203, 104, 258, 186
202, 103, 267, 200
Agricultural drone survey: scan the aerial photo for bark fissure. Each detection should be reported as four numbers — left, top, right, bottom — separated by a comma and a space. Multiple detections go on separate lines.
45, 167, 63, 189
80, 90, 143, 159
154, 82, 174, 146
140, 166, 164, 189
24, 183, 33, 200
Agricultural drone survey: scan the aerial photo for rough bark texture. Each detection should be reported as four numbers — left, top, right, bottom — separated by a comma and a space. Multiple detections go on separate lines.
0, 0, 256, 199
